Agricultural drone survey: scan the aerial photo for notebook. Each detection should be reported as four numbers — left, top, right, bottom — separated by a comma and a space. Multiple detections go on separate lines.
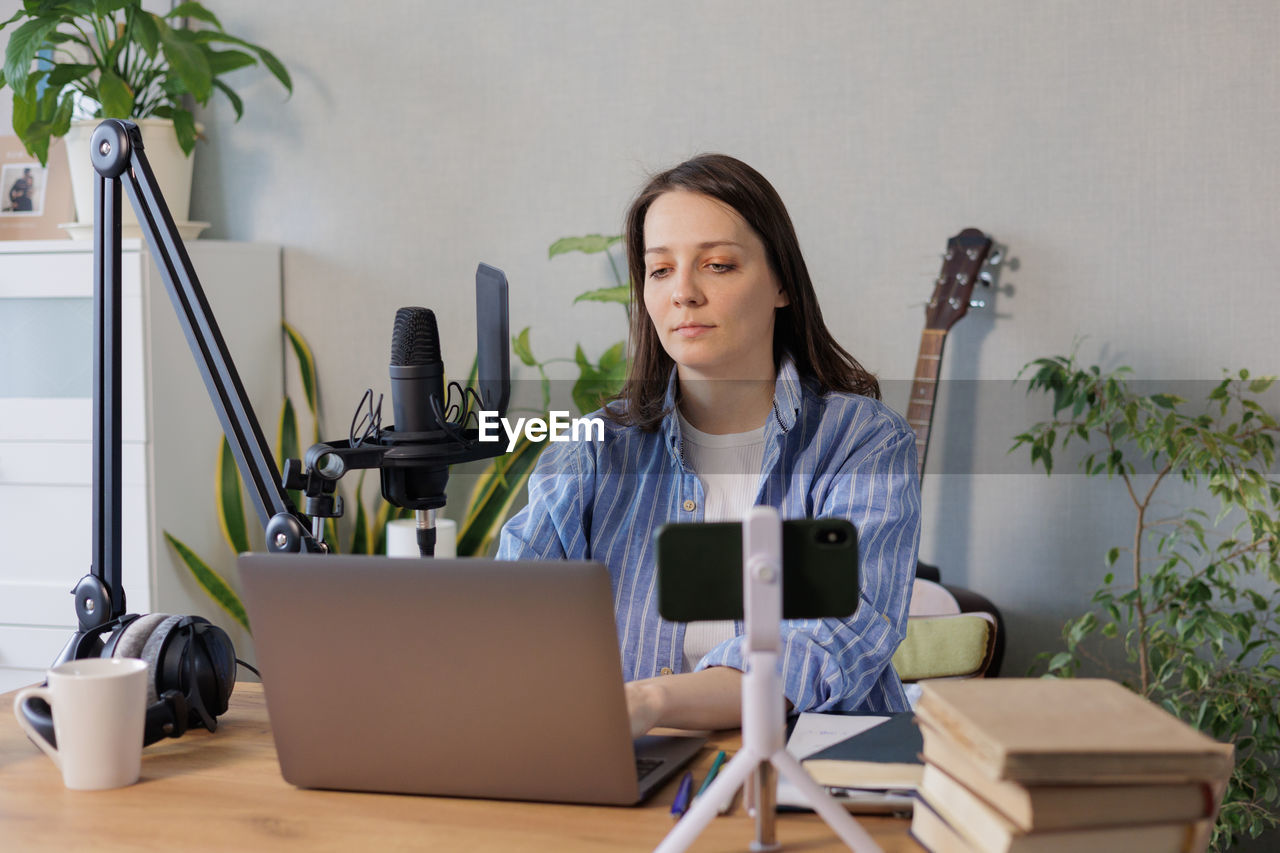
775, 713, 915, 814
800, 712, 923, 790
238, 553, 705, 805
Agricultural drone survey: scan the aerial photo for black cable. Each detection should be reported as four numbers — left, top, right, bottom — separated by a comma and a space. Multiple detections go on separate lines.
431, 392, 470, 447
453, 383, 486, 430
349, 388, 382, 447
236, 658, 260, 678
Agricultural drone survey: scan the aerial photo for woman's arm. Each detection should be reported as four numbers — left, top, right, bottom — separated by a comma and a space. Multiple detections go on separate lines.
624, 667, 797, 736
496, 438, 590, 561
625, 666, 783, 736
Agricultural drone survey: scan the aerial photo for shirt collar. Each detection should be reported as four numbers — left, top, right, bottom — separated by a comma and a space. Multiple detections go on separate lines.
661, 357, 803, 460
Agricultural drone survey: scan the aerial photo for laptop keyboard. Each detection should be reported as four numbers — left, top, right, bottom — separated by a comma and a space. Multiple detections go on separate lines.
636, 757, 664, 781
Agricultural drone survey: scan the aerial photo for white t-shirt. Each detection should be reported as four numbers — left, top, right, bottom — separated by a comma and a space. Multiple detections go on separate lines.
677, 411, 767, 670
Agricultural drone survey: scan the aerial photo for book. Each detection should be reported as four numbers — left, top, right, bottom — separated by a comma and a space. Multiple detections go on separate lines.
920, 763, 1200, 853
800, 712, 923, 790
918, 719, 1217, 831
915, 678, 1234, 785
911, 799, 977, 853
777, 713, 915, 813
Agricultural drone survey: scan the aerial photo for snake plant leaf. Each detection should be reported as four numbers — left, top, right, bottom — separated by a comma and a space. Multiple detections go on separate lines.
163, 532, 249, 632
216, 437, 250, 554
276, 396, 301, 510
350, 471, 369, 554
548, 234, 623, 258
373, 498, 412, 556
572, 285, 630, 306
457, 435, 547, 557
283, 322, 319, 441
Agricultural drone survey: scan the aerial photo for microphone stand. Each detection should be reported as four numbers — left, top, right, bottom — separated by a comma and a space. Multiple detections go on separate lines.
55, 119, 320, 665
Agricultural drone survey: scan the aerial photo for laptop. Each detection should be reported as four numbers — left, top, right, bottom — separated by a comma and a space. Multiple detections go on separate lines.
237, 553, 705, 805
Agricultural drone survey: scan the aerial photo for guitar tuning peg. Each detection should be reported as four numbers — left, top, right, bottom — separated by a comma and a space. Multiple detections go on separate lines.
978, 270, 994, 287
969, 298, 987, 309
987, 248, 1003, 266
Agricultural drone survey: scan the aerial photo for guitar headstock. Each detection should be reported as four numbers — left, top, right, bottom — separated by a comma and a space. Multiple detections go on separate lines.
925, 228, 994, 331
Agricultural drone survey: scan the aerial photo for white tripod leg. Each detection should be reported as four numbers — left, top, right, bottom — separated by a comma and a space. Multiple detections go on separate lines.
653, 749, 761, 853
769, 748, 884, 853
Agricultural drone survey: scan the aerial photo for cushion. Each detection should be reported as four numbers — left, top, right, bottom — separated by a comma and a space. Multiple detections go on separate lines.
892, 612, 995, 682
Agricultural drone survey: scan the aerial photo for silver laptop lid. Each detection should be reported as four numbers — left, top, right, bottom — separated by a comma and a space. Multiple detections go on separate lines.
238, 554, 646, 805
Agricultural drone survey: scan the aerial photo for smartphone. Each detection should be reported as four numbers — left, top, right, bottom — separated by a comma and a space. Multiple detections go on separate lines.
654, 518, 859, 622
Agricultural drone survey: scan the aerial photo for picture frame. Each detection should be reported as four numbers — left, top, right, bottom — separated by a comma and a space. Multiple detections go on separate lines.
0, 137, 74, 240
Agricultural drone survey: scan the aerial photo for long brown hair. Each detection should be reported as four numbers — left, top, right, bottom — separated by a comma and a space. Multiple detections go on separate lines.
611, 153, 879, 430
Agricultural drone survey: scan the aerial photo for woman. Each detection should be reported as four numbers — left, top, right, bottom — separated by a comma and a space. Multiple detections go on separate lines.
498, 154, 920, 735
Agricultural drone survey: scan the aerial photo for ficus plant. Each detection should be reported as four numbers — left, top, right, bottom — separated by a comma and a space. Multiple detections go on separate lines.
1012, 351, 1280, 849
0, 0, 291, 165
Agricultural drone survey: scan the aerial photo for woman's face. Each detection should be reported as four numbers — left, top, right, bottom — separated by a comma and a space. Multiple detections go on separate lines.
642, 190, 789, 382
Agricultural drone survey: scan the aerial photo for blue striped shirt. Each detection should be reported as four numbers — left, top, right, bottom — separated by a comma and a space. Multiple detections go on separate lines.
497, 358, 921, 713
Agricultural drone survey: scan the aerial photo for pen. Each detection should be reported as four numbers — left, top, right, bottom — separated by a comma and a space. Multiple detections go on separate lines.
670, 771, 694, 820
694, 750, 727, 801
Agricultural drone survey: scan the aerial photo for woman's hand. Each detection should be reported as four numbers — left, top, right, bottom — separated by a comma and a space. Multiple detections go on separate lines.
624, 680, 666, 738
623, 667, 751, 737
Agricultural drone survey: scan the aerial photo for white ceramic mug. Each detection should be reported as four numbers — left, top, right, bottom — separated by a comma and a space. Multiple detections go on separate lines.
13, 657, 149, 790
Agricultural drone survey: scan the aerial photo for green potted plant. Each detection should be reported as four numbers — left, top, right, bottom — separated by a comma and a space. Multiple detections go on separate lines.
456, 233, 630, 556
1013, 350, 1280, 849
0, 0, 291, 232
175, 234, 632, 625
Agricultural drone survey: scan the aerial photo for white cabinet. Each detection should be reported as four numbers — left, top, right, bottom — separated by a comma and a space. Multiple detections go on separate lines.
0, 240, 282, 692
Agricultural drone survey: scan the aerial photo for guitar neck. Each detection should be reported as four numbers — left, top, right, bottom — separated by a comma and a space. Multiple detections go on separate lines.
906, 329, 947, 481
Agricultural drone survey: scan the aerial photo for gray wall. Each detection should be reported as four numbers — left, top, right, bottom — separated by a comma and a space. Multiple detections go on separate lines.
6, 1, 1278, 687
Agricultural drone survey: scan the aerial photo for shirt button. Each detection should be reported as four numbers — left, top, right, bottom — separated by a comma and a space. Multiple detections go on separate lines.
682, 499, 696, 512
660, 667, 674, 676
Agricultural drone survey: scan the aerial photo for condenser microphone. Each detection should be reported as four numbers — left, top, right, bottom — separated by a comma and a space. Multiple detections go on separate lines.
286, 265, 512, 555
389, 307, 445, 435
386, 307, 449, 555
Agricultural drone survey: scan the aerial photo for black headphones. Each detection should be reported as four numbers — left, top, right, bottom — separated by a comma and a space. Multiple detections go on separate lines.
19, 613, 237, 748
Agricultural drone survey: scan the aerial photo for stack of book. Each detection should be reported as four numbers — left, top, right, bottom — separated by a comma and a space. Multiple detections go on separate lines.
909, 678, 1233, 853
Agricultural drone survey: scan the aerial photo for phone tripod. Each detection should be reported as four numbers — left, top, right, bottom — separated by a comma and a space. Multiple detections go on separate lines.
653, 507, 882, 853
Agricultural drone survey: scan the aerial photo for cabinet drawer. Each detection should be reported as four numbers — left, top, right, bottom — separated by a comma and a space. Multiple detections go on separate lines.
0, 481, 151, 609
0, 248, 142, 298
0, 290, 147, 441
0, 625, 76, 678
0, 441, 145, 485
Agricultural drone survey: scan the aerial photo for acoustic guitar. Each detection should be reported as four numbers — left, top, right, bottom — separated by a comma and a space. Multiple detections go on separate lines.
906, 228, 996, 481
907, 228, 1005, 676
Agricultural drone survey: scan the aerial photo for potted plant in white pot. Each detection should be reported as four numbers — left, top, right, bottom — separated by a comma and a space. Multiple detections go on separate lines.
0, 0, 291, 236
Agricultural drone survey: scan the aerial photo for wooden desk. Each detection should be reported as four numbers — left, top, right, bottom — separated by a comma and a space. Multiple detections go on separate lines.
2, 683, 923, 851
